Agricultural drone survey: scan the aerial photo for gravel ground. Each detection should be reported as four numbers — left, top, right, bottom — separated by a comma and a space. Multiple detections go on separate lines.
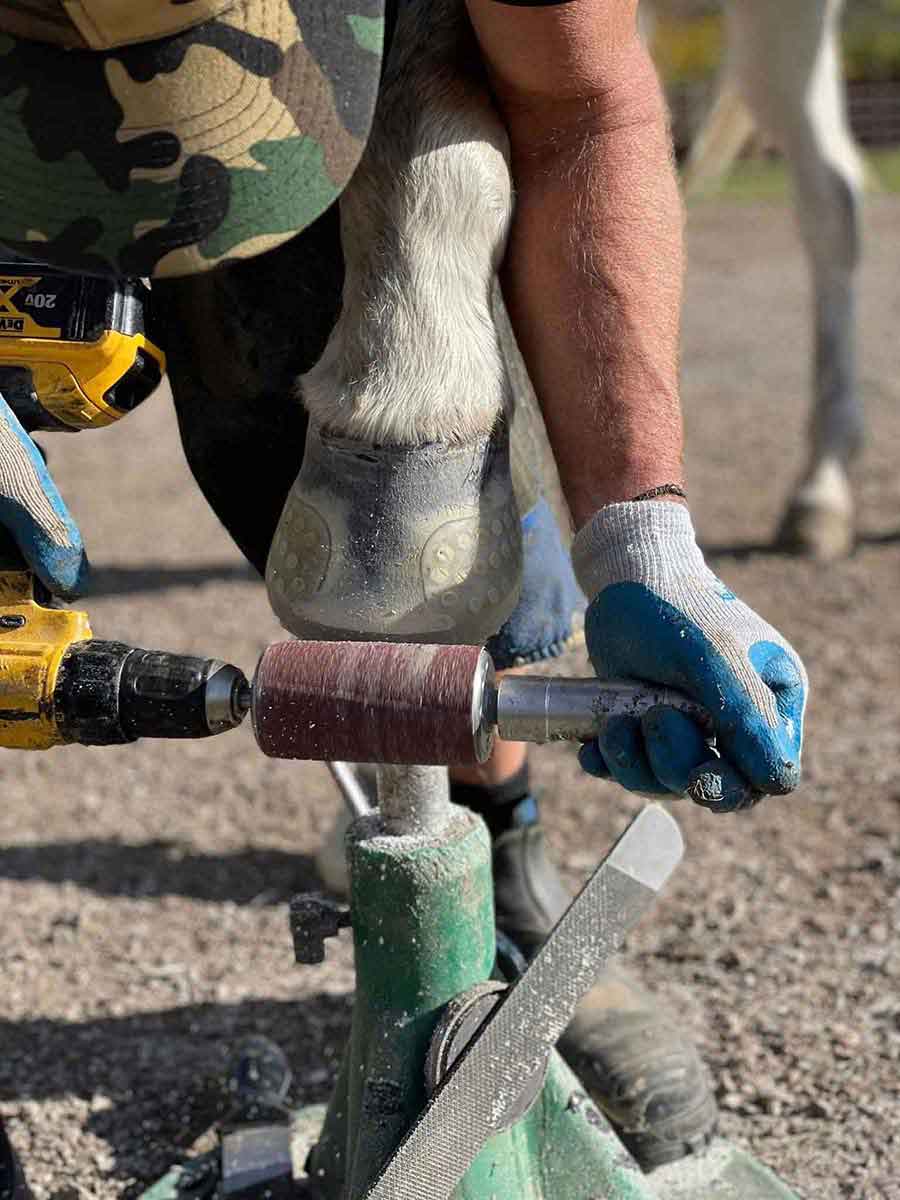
2, 197, 899, 1199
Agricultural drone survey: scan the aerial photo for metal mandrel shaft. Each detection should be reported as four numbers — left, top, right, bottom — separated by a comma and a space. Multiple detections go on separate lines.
491, 675, 712, 746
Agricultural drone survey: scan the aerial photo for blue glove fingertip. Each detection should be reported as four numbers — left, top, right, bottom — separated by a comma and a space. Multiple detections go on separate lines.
0, 500, 91, 600
0, 406, 90, 599
687, 758, 754, 814
745, 639, 806, 794
44, 542, 91, 601
578, 740, 610, 779
641, 706, 710, 795
597, 715, 669, 796
715, 702, 803, 797
748, 640, 807, 718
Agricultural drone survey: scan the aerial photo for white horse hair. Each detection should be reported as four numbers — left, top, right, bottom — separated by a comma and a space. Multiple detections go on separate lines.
300, 0, 513, 447
644, 0, 864, 559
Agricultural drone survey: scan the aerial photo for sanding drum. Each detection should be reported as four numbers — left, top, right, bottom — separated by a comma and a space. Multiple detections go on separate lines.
251, 640, 709, 767
252, 641, 493, 766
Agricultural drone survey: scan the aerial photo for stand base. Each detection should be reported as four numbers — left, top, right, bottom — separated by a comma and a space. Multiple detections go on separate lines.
140, 809, 798, 1200
140, 1101, 797, 1200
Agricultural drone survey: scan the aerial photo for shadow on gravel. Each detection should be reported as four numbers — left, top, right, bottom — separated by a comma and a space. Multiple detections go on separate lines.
0, 840, 320, 905
0, 994, 351, 1195
87, 562, 259, 598
702, 525, 900, 561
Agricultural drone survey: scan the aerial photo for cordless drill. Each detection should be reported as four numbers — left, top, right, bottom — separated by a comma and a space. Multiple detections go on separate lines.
0, 263, 250, 751
0, 262, 165, 431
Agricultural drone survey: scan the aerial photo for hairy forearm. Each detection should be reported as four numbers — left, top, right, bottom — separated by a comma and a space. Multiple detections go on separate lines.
491, 43, 685, 528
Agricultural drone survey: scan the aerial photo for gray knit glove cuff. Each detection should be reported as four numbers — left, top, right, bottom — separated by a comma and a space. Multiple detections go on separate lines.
571, 501, 702, 600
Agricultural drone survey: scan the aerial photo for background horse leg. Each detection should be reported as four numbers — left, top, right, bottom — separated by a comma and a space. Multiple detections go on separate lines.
640, 0, 758, 196
681, 80, 757, 199
726, 0, 863, 560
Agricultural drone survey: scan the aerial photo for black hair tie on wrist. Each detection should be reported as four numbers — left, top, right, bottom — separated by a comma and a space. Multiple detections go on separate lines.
630, 484, 688, 502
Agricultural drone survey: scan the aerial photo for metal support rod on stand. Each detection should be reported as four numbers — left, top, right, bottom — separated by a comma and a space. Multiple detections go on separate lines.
376, 764, 454, 836
327, 761, 373, 818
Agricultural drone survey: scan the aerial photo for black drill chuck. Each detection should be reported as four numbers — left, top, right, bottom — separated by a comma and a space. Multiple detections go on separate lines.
53, 641, 249, 746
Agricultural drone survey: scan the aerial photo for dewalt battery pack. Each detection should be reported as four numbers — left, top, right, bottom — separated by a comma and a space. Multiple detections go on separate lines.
0, 265, 165, 431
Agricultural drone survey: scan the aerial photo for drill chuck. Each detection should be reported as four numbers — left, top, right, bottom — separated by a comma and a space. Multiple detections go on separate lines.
0, 556, 249, 749
54, 641, 249, 746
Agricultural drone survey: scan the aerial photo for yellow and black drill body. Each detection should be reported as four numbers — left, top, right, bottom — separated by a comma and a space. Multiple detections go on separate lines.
0, 264, 248, 751
0, 262, 165, 432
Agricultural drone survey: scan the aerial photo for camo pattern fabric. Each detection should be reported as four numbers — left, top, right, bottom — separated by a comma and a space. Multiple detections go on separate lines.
0, 0, 385, 277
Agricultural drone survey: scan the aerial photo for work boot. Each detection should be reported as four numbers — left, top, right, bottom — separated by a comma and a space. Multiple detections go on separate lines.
0, 1122, 33, 1200
492, 808, 718, 1172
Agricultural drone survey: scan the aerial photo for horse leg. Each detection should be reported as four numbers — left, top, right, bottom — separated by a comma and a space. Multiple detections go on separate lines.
266, 0, 524, 643
681, 80, 756, 199
726, 0, 863, 560
299, 1, 511, 446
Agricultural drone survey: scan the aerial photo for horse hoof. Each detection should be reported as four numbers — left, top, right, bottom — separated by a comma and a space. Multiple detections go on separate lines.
266, 422, 523, 646
775, 501, 855, 561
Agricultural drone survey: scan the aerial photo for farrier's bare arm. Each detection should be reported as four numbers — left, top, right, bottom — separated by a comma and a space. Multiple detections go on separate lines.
465, 0, 685, 528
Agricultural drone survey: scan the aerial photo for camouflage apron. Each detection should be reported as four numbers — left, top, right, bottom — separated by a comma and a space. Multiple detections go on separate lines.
0, 1, 386, 276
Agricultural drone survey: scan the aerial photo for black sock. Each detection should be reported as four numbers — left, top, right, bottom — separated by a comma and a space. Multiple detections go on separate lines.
449, 763, 536, 839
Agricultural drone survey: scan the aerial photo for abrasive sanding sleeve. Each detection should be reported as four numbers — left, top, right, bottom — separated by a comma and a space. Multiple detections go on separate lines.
252, 641, 488, 766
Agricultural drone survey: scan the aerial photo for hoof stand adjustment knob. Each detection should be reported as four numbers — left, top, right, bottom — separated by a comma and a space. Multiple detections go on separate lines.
290, 893, 351, 965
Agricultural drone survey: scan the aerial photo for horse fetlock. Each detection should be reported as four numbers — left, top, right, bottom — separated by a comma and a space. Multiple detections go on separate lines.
777, 458, 855, 560
796, 457, 854, 514
300, 0, 513, 447
776, 500, 855, 562
266, 422, 523, 645
809, 396, 864, 467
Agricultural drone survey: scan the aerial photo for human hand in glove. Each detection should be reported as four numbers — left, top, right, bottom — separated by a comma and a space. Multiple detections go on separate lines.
571, 501, 807, 812
0, 392, 88, 598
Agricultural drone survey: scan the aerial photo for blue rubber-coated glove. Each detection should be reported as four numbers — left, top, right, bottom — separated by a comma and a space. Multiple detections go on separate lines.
571, 502, 808, 813
0, 394, 88, 598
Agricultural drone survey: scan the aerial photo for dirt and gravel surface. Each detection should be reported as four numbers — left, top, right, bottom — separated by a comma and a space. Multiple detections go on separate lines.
2, 196, 899, 1199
